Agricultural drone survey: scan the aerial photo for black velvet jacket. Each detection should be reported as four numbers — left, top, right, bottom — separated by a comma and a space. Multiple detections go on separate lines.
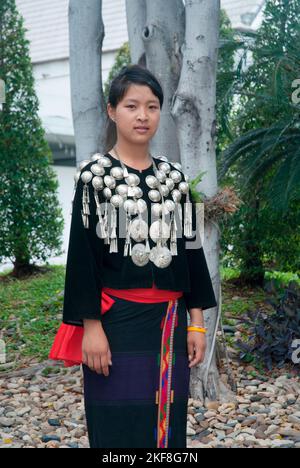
62, 153, 217, 327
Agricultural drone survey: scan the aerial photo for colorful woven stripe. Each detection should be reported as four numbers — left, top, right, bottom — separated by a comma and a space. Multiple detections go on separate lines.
156, 299, 178, 448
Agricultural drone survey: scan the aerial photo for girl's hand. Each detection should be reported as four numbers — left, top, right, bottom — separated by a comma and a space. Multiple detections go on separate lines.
187, 331, 207, 367
82, 320, 112, 376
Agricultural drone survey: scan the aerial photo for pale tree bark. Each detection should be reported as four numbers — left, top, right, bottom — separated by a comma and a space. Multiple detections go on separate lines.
126, 0, 185, 162
69, 0, 106, 165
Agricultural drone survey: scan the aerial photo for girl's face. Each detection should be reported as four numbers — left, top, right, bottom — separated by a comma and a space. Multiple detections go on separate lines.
107, 84, 161, 144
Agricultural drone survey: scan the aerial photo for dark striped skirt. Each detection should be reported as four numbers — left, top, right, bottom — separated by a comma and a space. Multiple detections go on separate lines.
82, 294, 191, 448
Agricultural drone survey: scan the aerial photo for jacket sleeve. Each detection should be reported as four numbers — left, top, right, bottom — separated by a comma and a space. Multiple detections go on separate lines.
182, 188, 217, 311
62, 170, 104, 327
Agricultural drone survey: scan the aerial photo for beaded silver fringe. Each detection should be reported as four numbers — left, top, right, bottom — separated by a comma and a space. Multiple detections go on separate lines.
184, 190, 193, 238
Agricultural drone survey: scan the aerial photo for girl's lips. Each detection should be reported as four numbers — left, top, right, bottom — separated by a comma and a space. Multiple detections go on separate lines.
134, 127, 149, 133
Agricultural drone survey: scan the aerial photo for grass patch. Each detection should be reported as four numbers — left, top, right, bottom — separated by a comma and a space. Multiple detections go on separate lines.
0, 265, 65, 364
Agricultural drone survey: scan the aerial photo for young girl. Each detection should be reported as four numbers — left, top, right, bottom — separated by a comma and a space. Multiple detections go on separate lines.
49, 64, 217, 448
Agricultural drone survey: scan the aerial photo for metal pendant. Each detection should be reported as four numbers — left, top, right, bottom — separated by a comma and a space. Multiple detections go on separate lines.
131, 243, 150, 266
103, 187, 112, 199
123, 199, 138, 215
92, 176, 103, 191
165, 178, 175, 190
169, 170, 182, 183
116, 184, 129, 197
91, 163, 105, 176
164, 199, 175, 212
90, 152, 104, 162
178, 181, 189, 194
151, 203, 162, 217
79, 160, 91, 171
156, 155, 169, 162
81, 170, 93, 184
158, 162, 171, 173
149, 220, 170, 243
125, 173, 140, 186
130, 186, 143, 198
149, 246, 172, 268
156, 170, 167, 183
110, 166, 124, 180
137, 198, 147, 213
98, 156, 112, 167
160, 184, 170, 197
129, 218, 148, 242
104, 175, 116, 189
110, 194, 124, 208
148, 189, 161, 202
145, 175, 159, 189
171, 189, 182, 203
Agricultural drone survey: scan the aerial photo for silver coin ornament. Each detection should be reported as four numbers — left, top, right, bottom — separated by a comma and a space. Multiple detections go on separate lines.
129, 218, 148, 242
160, 184, 170, 197
165, 178, 175, 190
110, 194, 124, 208
164, 199, 175, 212
178, 181, 189, 194
98, 156, 112, 167
169, 170, 182, 183
156, 155, 169, 162
91, 163, 105, 176
104, 175, 116, 189
81, 170, 93, 184
116, 184, 129, 197
171, 189, 182, 203
156, 170, 167, 183
149, 246, 172, 268
125, 173, 140, 186
172, 162, 183, 171
90, 152, 104, 162
158, 162, 171, 173
130, 186, 143, 198
79, 159, 91, 171
149, 220, 170, 242
145, 175, 159, 189
151, 203, 162, 217
123, 199, 138, 215
137, 198, 147, 213
92, 176, 103, 190
148, 189, 161, 202
110, 166, 124, 180
131, 243, 150, 267
103, 187, 112, 199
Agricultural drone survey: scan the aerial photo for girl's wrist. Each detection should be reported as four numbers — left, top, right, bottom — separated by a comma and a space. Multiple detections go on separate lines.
189, 308, 204, 327
83, 319, 103, 330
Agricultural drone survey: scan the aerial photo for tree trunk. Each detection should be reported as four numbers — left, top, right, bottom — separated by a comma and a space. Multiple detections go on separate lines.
69, 0, 106, 165
126, 0, 185, 162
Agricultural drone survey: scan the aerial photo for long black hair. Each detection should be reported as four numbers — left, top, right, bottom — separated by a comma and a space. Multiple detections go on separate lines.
104, 64, 164, 153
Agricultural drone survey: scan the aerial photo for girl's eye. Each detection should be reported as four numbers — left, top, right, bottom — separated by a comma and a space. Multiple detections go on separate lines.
126, 105, 158, 109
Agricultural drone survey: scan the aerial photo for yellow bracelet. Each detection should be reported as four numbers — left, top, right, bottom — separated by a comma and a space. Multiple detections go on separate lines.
187, 326, 207, 333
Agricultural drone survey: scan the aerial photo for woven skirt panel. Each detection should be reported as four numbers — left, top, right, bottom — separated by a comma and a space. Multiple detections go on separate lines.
82, 294, 190, 448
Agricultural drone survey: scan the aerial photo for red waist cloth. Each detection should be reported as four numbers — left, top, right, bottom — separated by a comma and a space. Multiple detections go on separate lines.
49, 283, 183, 367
